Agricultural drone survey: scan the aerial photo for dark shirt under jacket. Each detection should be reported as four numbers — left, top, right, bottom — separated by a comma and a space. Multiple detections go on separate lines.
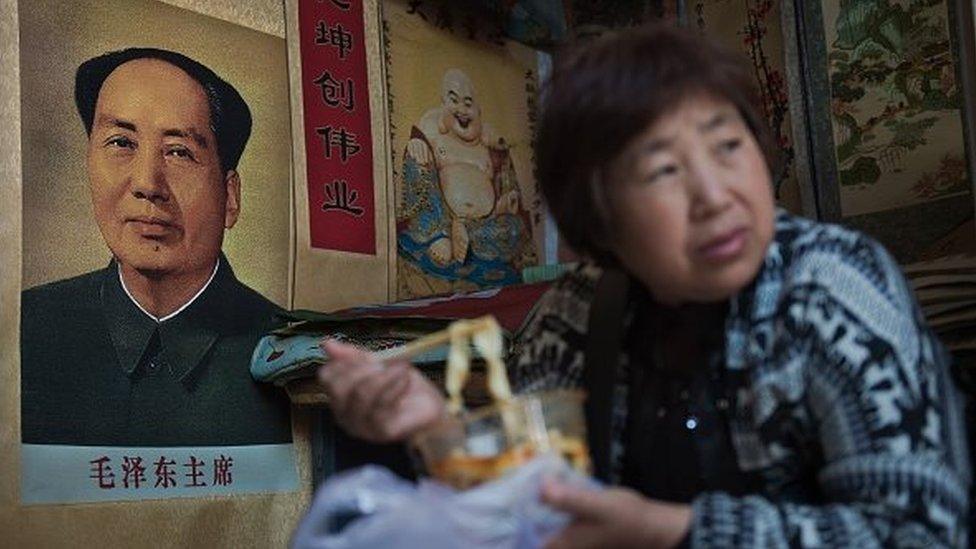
621, 290, 755, 504
21, 257, 292, 446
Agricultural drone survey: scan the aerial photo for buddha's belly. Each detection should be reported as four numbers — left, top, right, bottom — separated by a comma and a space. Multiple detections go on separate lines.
440, 164, 495, 218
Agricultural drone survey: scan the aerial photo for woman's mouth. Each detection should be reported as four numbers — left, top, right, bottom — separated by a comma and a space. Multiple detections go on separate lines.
698, 228, 748, 262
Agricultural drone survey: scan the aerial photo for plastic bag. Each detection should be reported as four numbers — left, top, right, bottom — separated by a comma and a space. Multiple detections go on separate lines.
290, 454, 599, 549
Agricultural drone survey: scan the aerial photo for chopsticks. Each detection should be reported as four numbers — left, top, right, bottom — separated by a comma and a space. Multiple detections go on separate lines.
371, 316, 496, 363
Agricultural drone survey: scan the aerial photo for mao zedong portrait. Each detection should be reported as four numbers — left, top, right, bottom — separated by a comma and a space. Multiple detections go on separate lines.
21, 48, 291, 447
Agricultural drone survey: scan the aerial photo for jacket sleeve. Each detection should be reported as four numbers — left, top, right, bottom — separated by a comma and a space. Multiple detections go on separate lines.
690, 241, 971, 548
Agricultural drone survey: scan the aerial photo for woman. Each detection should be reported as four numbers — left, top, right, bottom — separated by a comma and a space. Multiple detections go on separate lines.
319, 24, 970, 548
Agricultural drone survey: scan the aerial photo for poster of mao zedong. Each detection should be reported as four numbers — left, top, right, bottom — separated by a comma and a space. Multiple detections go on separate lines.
17, 0, 296, 504
385, 0, 545, 299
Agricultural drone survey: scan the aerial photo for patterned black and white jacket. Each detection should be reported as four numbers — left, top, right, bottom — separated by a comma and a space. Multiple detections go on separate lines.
509, 211, 971, 547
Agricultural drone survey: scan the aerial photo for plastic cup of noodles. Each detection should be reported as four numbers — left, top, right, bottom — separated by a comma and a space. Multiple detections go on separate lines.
410, 390, 591, 490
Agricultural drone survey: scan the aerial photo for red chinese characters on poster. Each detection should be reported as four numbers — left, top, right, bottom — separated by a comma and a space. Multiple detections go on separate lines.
298, 0, 376, 254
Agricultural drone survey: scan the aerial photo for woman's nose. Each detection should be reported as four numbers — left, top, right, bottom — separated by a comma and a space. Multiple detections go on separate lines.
687, 161, 732, 220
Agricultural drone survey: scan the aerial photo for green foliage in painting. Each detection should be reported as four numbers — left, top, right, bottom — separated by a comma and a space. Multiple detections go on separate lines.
840, 155, 882, 187
831, 79, 865, 103
886, 116, 938, 150
828, 0, 963, 191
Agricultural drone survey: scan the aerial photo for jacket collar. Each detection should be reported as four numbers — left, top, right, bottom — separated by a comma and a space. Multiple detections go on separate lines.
101, 255, 238, 383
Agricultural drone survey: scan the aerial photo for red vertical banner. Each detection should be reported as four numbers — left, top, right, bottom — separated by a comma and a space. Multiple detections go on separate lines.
298, 0, 376, 254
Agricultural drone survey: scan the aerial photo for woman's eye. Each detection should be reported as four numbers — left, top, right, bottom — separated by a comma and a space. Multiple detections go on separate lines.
105, 135, 135, 150
718, 138, 742, 154
646, 164, 678, 183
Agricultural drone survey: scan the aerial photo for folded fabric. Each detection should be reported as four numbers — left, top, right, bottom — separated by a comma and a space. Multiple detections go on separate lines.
290, 454, 600, 549
251, 328, 459, 386
251, 282, 553, 386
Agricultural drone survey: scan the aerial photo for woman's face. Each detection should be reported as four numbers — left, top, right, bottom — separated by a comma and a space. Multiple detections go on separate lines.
605, 94, 775, 305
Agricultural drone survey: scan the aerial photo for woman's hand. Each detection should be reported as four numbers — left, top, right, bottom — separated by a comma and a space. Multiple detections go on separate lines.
317, 340, 447, 443
541, 480, 692, 549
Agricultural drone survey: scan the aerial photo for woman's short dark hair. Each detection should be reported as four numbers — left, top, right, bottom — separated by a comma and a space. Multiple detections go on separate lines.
536, 23, 777, 266
75, 47, 252, 174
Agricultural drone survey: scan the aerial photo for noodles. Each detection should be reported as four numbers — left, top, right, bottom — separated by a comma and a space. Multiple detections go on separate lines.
414, 316, 590, 489
445, 322, 472, 413
443, 316, 512, 413
470, 317, 513, 403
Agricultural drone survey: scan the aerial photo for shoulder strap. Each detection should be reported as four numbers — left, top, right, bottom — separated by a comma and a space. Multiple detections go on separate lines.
583, 269, 630, 482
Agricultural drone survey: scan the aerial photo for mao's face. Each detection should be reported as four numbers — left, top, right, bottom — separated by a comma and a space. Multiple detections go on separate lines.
606, 94, 775, 305
441, 71, 482, 143
86, 59, 240, 278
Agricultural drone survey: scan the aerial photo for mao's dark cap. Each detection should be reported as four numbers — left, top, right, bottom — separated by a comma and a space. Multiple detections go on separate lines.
75, 47, 252, 173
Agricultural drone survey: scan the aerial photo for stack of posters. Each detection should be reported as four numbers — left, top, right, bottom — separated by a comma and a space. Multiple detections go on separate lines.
904, 255, 976, 351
